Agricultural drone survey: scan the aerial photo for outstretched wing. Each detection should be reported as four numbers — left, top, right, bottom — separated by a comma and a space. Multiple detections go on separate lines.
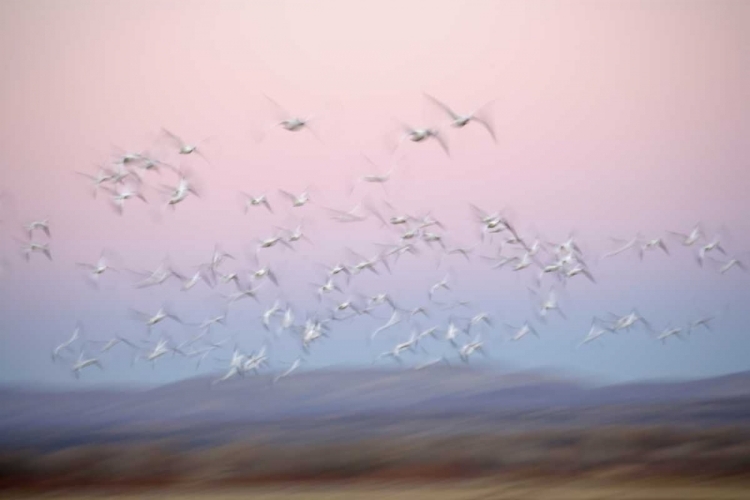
423, 93, 460, 121
161, 128, 185, 148
432, 130, 450, 157
278, 189, 297, 203
262, 93, 292, 121
469, 99, 497, 142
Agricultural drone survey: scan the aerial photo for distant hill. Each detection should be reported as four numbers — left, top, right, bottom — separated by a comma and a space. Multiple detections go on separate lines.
1, 367, 749, 434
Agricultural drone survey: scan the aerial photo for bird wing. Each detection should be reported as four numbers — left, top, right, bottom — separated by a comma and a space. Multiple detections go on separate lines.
423, 93, 460, 120
472, 114, 497, 143
278, 189, 297, 202
262, 93, 292, 121
432, 131, 450, 157
602, 239, 636, 258
161, 128, 185, 148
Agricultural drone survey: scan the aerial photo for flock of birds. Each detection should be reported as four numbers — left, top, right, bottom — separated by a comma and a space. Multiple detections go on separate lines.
1, 92, 746, 385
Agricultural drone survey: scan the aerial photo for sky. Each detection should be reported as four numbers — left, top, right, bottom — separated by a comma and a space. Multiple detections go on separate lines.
0, 0, 748, 388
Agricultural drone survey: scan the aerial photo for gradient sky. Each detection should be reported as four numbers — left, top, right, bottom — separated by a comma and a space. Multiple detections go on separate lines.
0, 0, 748, 388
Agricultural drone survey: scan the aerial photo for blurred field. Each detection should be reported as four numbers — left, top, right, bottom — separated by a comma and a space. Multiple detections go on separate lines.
3, 372, 750, 495
2, 426, 750, 496
3, 479, 750, 500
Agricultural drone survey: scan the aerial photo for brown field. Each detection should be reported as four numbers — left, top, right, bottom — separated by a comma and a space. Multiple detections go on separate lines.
2, 426, 750, 498
2, 479, 750, 500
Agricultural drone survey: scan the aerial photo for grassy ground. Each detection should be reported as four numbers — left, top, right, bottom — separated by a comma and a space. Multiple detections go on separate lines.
3, 479, 750, 500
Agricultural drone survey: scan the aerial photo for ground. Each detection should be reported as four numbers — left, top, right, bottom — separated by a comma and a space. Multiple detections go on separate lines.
3, 479, 749, 500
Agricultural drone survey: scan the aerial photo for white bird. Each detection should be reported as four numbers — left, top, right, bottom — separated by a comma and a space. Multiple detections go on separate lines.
712, 256, 747, 274
202, 245, 235, 284
331, 297, 364, 318
636, 237, 669, 261
444, 244, 477, 263
217, 271, 242, 288
252, 263, 280, 286
428, 273, 451, 301
278, 306, 296, 335
458, 334, 486, 363
257, 94, 324, 143
510, 252, 534, 272
273, 357, 304, 384
364, 202, 415, 229
313, 277, 342, 302
395, 121, 450, 157
224, 283, 265, 305
398, 226, 421, 241
602, 237, 639, 259
323, 203, 369, 223
76, 250, 118, 285
423, 93, 496, 143
130, 263, 177, 289
256, 233, 294, 260
144, 339, 184, 363
375, 348, 405, 365
415, 325, 440, 342
171, 267, 213, 291
697, 236, 726, 267
532, 288, 567, 321
318, 261, 351, 280
668, 224, 703, 247
71, 351, 103, 379
275, 220, 312, 246
564, 263, 596, 283
243, 345, 270, 374
437, 299, 473, 312
416, 212, 446, 230
130, 305, 183, 333
103, 184, 147, 215
371, 310, 402, 340
422, 231, 446, 250
349, 154, 401, 195
76, 168, 114, 198
607, 309, 649, 332
278, 187, 312, 208
211, 347, 248, 384
362, 292, 400, 313
241, 192, 273, 214
467, 312, 493, 333
111, 147, 145, 167
161, 128, 215, 166
161, 173, 200, 208
348, 248, 389, 276
25, 220, 50, 239
654, 326, 685, 344
52, 324, 81, 362
300, 319, 329, 352
409, 306, 430, 320
379, 241, 420, 265
578, 321, 608, 347
17, 240, 52, 262
687, 315, 715, 334
262, 300, 283, 330
134, 153, 174, 174
444, 320, 464, 346
508, 322, 539, 342
197, 309, 229, 333
85, 333, 137, 354
105, 162, 141, 185
222, 347, 247, 374
188, 345, 220, 370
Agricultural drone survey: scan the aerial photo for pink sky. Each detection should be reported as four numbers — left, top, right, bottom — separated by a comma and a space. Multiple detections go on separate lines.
0, 0, 749, 385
